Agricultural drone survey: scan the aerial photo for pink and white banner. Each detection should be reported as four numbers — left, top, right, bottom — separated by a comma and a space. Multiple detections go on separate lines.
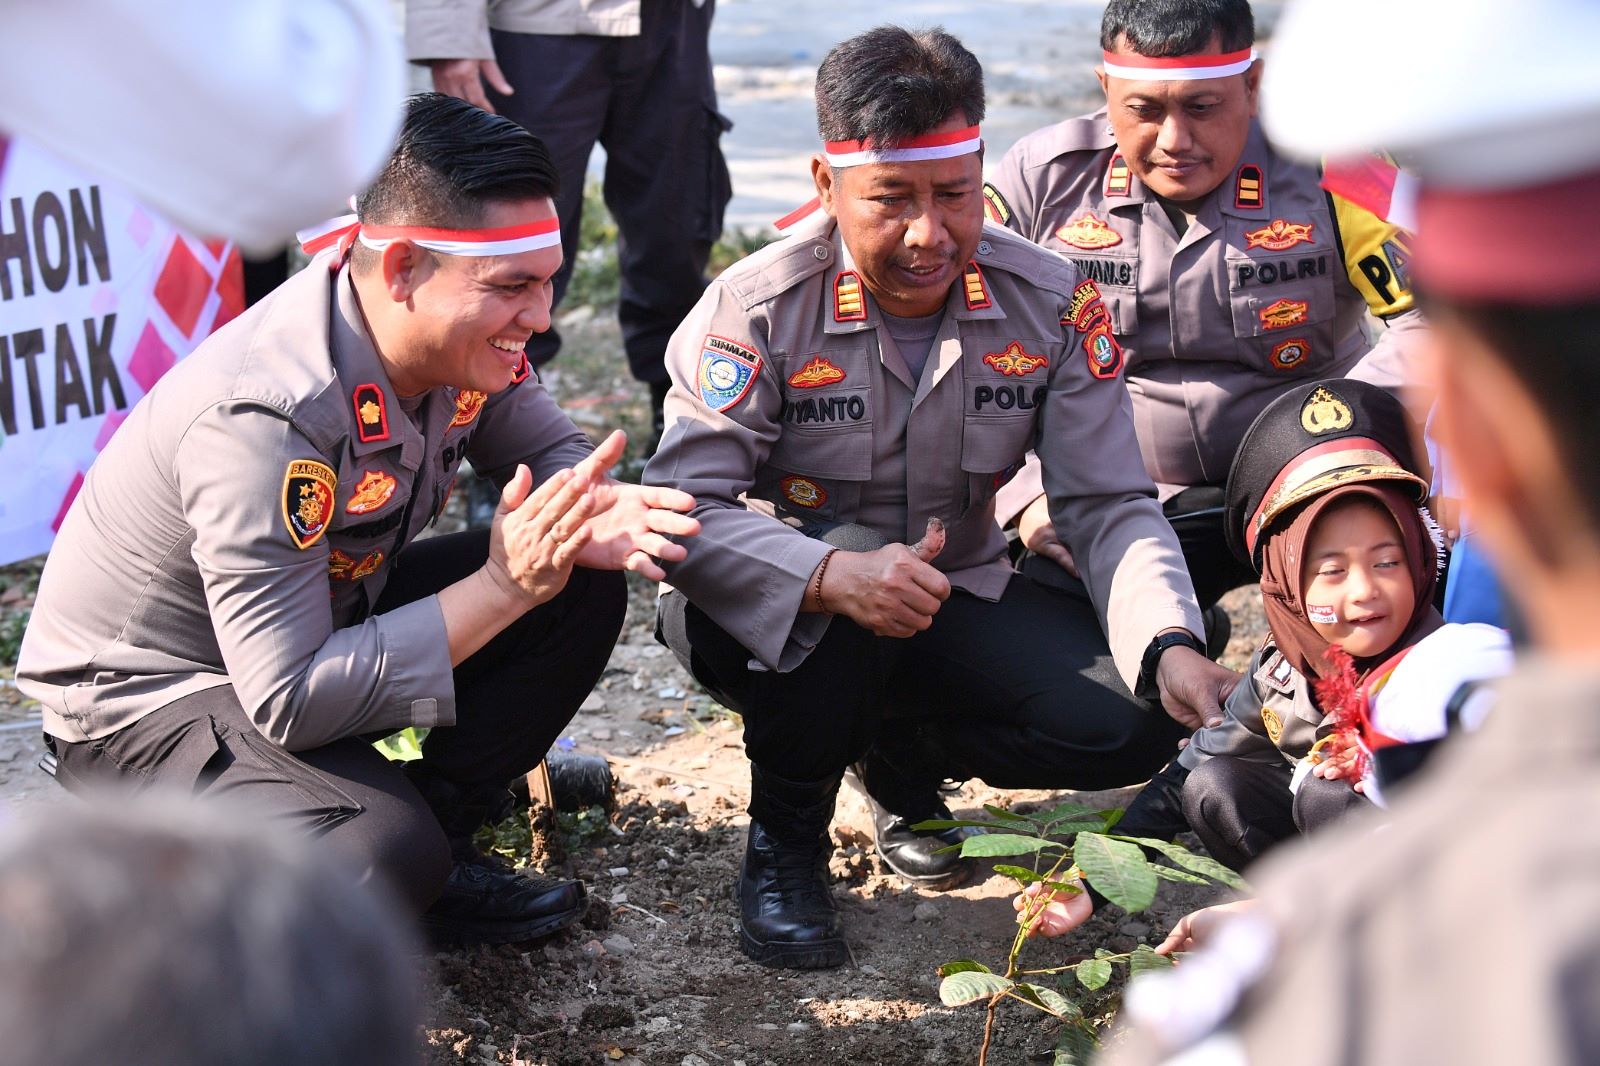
0, 137, 242, 564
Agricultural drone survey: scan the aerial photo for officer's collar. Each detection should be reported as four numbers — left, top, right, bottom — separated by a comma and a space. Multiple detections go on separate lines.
1098, 114, 1274, 219
331, 266, 433, 467
821, 219, 1007, 335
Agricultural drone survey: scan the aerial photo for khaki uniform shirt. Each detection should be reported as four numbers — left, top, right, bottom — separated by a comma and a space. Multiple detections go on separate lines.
407, 0, 641, 61
985, 113, 1425, 515
641, 212, 1202, 683
17, 260, 592, 751
1102, 660, 1600, 1066
1177, 641, 1324, 771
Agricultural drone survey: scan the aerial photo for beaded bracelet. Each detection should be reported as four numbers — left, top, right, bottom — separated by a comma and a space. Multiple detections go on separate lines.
810, 549, 837, 613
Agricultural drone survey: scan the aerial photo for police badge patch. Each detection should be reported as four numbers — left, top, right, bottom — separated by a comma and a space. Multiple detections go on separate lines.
698, 335, 762, 413
283, 459, 337, 550
1084, 321, 1124, 379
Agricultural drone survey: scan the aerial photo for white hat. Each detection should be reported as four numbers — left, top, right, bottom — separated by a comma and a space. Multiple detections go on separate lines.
1260, 0, 1600, 189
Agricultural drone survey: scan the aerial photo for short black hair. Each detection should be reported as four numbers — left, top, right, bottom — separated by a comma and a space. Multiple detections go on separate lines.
814, 26, 984, 146
1427, 296, 1600, 533
353, 93, 559, 267
1100, 0, 1255, 55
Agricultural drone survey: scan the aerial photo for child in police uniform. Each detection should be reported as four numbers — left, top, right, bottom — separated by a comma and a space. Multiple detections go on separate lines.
1015, 379, 1511, 933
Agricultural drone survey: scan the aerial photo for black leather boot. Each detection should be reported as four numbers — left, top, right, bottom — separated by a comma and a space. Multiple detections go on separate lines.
846, 735, 983, 890
405, 763, 588, 946
737, 766, 849, 969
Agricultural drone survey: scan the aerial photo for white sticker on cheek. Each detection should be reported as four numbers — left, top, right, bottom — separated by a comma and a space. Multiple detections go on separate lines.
1307, 604, 1339, 625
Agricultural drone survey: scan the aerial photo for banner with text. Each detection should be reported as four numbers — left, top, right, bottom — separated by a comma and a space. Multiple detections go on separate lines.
0, 138, 242, 564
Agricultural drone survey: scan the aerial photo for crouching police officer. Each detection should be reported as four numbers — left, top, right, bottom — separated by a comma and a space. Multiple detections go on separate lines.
17, 94, 700, 946
644, 26, 1238, 969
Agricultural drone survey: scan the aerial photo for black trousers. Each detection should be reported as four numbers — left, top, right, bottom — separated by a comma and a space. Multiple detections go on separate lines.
1180, 754, 1368, 873
488, 0, 732, 386
658, 572, 1189, 809
48, 531, 626, 913
1017, 484, 1256, 612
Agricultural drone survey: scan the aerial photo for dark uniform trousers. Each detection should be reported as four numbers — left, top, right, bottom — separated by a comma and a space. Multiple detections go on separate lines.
46, 530, 626, 914
658, 571, 1189, 812
488, 0, 732, 386
1181, 755, 1367, 873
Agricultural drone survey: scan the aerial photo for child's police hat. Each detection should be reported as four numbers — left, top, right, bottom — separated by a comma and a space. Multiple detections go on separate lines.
1224, 379, 1428, 571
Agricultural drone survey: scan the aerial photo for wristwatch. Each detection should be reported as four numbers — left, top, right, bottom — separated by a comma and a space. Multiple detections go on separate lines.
1135, 630, 1205, 701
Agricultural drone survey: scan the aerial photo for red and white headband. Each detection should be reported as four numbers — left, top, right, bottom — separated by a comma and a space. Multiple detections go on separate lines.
1101, 47, 1258, 81
822, 124, 982, 168
297, 214, 561, 259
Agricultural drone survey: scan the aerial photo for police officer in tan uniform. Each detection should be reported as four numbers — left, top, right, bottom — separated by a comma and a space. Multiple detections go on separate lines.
985, 0, 1425, 610
17, 95, 699, 946
644, 26, 1239, 970
1096, 1, 1600, 1062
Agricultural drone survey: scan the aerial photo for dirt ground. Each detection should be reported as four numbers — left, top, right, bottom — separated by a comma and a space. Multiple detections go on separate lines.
0, 310, 1267, 1066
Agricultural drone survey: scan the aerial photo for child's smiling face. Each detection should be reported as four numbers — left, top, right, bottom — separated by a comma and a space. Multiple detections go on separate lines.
1301, 498, 1415, 658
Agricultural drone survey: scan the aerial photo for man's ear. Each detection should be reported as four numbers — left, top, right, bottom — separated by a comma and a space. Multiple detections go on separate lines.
380, 240, 428, 303
1243, 57, 1264, 115
1095, 66, 1110, 101
811, 153, 838, 216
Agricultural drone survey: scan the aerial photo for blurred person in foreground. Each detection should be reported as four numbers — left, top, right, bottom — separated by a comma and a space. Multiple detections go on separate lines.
984, 0, 1426, 618
1090, 1, 1600, 1062
16, 94, 699, 947
0, 796, 421, 1066
644, 25, 1234, 970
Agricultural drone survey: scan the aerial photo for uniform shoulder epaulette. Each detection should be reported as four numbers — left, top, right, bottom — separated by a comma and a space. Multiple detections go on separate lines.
1007, 113, 1117, 172
1255, 640, 1298, 694
973, 222, 1079, 296
720, 229, 833, 311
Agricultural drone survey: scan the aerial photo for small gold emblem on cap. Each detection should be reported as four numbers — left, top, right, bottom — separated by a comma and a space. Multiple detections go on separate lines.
1301, 386, 1353, 435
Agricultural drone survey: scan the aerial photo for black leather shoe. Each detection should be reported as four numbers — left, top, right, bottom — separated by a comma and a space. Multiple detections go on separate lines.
867, 799, 982, 890
735, 820, 849, 969
421, 859, 588, 946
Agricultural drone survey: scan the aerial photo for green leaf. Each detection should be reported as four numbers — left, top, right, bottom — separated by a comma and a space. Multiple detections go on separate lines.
937, 959, 992, 977
1041, 879, 1083, 895
1034, 800, 1102, 823
983, 803, 1033, 823
1113, 835, 1250, 891
1128, 943, 1175, 978
939, 970, 1013, 1007
1073, 833, 1158, 911
959, 833, 1058, 858
910, 818, 1018, 832
1052, 1021, 1100, 1066
1094, 948, 1116, 960
1014, 982, 1078, 1018
1074, 958, 1112, 990
1044, 819, 1109, 838
1152, 865, 1212, 885
992, 864, 1044, 883
373, 726, 426, 762
1098, 807, 1126, 831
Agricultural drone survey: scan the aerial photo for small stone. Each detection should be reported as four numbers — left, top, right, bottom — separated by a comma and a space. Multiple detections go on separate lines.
658, 687, 684, 699
682, 1056, 712, 1066
670, 783, 695, 797
1119, 920, 1152, 938
581, 939, 607, 958
656, 858, 670, 871
609, 866, 631, 877
610, 891, 629, 904
912, 902, 941, 922
786, 1022, 811, 1033
602, 934, 636, 956
590, 727, 614, 741
580, 693, 608, 713
756, 1023, 781, 1031
662, 726, 686, 737
859, 964, 882, 977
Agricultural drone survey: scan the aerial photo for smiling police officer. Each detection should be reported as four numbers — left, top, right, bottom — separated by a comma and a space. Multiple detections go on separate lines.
17, 94, 700, 948
985, 0, 1426, 611
644, 26, 1238, 970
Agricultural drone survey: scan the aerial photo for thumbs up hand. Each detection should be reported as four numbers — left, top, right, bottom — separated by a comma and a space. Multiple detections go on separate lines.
812, 518, 952, 638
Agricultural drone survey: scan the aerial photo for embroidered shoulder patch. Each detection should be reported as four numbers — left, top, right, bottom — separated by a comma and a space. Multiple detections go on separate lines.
1083, 321, 1124, 379
351, 384, 389, 443
283, 459, 337, 550
697, 335, 762, 413
449, 389, 487, 429
1270, 337, 1311, 371
780, 476, 827, 509
345, 470, 397, 515
788, 357, 845, 389
982, 184, 1012, 224
1063, 279, 1108, 332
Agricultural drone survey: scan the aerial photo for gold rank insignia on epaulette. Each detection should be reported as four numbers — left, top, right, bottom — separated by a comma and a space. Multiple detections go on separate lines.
1105, 153, 1131, 197
962, 261, 991, 310
833, 270, 867, 322
351, 383, 389, 443
1235, 163, 1264, 209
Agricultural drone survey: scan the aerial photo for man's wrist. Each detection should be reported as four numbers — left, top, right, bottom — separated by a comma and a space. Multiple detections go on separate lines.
1135, 629, 1205, 700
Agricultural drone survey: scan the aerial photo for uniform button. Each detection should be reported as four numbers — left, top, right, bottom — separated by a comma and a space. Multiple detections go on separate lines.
977, 240, 994, 256
812, 245, 829, 261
